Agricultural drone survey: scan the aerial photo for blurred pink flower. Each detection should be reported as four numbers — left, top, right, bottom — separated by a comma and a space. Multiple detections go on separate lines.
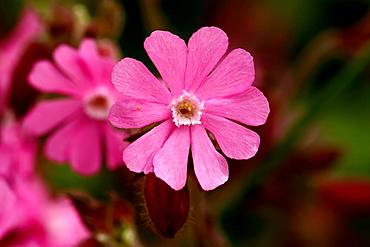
0, 178, 19, 240
109, 27, 270, 190
0, 9, 42, 115
42, 197, 90, 246
0, 177, 89, 246
0, 117, 36, 179
24, 39, 128, 175
0, 116, 89, 246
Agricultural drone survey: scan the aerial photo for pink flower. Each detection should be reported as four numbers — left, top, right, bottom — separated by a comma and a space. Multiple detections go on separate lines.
0, 177, 89, 246
109, 27, 270, 191
41, 197, 90, 247
0, 117, 36, 179
0, 9, 42, 115
24, 39, 128, 175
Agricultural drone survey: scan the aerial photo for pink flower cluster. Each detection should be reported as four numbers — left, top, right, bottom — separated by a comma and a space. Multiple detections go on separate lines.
0, 10, 89, 246
0, 119, 89, 246
0, 178, 89, 246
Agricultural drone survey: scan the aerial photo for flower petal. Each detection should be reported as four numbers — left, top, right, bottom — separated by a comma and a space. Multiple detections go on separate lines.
45, 116, 84, 163
112, 58, 172, 104
103, 124, 128, 170
23, 99, 81, 136
0, 9, 42, 111
69, 121, 101, 175
28, 61, 80, 95
79, 39, 115, 86
45, 198, 90, 246
109, 99, 170, 129
205, 86, 270, 126
0, 178, 18, 239
53, 45, 92, 90
153, 126, 190, 190
202, 113, 260, 160
185, 26, 228, 91
0, 151, 12, 178
123, 120, 173, 174
144, 31, 187, 96
196, 49, 255, 99
191, 125, 228, 191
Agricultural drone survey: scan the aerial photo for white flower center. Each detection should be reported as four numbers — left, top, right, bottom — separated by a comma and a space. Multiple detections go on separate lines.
83, 90, 114, 120
171, 91, 204, 127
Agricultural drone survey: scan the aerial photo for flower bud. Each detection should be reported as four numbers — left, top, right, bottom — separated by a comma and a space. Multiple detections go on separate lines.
144, 174, 189, 238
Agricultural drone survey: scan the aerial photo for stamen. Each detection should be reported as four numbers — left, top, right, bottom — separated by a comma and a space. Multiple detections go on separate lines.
84, 89, 114, 120
171, 91, 204, 127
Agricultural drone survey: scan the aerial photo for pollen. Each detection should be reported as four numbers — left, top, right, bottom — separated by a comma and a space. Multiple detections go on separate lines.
176, 100, 196, 117
171, 91, 204, 127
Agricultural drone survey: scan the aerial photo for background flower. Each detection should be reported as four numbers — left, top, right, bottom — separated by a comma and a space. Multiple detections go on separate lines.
24, 39, 128, 175
0, 177, 89, 247
0, 116, 89, 246
0, 117, 36, 179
